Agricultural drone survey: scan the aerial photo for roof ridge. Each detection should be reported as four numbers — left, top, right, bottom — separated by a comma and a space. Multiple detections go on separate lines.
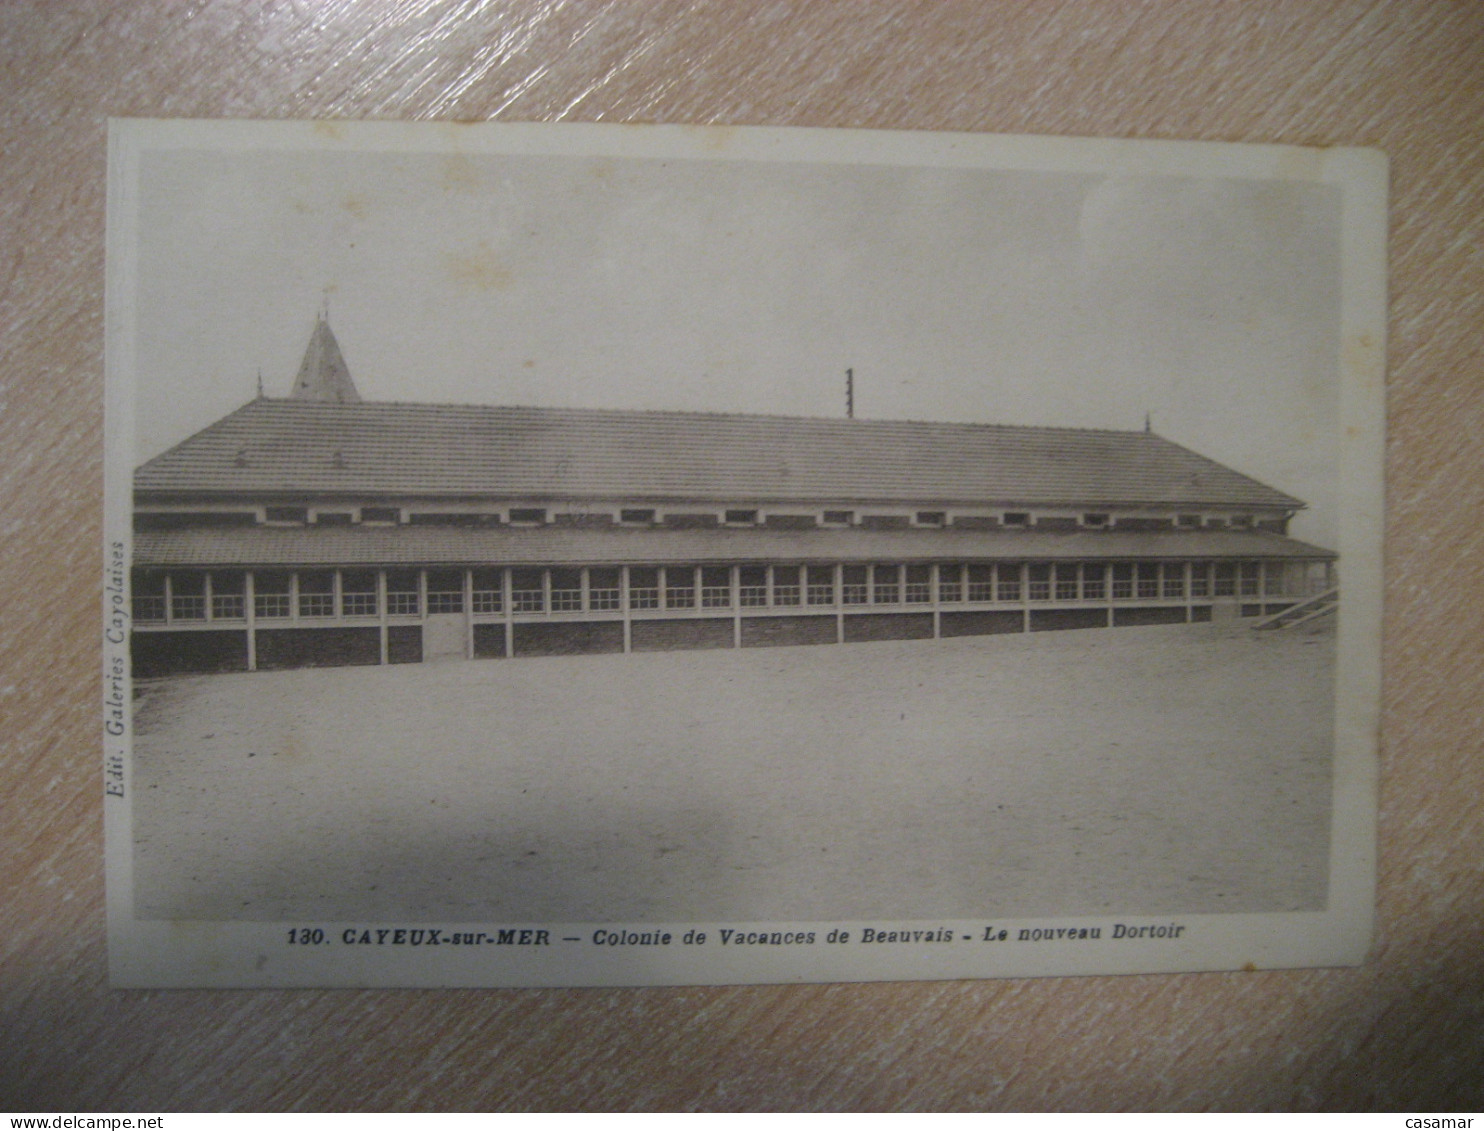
249, 396, 1157, 438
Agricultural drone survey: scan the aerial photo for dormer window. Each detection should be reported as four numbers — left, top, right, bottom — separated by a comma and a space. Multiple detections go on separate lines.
508, 508, 547, 525
724, 509, 759, 525
1003, 512, 1030, 527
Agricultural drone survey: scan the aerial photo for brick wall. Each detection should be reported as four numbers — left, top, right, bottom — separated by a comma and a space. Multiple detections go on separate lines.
132, 630, 249, 677
514, 621, 625, 657
1112, 606, 1188, 627
740, 615, 837, 648
940, 610, 1024, 637
387, 625, 422, 664
843, 612, 933, 642
472, 624, 507, 658
631, 618, 734, 652
1029, 607, 1108, 632
257, 627, 381, 669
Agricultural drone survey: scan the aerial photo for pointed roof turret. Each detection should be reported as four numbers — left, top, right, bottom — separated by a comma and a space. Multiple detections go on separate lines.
291, 314, 361, 403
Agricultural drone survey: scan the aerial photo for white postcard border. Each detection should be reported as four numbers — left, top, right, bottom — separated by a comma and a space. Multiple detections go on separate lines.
104, 119, 1386, 988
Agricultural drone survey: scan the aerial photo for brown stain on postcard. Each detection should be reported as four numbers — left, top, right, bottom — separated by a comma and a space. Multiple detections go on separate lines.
444, 240, 513, 291
441, 154, 479, 193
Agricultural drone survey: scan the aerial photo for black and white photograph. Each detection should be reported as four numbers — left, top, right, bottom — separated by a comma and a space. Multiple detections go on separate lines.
103, 120, 1385, 987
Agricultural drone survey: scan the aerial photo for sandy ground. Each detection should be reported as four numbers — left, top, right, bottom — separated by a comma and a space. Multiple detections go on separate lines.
132, 621, 1335, 923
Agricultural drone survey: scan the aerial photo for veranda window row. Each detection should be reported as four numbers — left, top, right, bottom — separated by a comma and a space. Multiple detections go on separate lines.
132, 561, 1326, 623
131, 568, 436, 623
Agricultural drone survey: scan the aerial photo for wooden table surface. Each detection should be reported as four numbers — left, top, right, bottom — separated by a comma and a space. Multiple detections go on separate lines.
2, 0, 1481, 1111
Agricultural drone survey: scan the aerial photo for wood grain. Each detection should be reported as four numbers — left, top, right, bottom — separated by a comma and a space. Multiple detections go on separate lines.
2, 0, 1481, 1111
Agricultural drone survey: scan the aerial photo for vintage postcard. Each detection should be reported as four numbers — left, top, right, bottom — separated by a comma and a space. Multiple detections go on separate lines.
104, 120, 1386, 987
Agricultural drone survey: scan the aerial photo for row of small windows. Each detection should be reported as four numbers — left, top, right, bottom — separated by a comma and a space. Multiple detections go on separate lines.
137, 507, 1276, 531
133, 560, 1318, 623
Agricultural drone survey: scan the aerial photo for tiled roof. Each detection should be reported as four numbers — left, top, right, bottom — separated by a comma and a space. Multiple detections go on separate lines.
134, 525, 1334, 569
135, 399, 1305, 510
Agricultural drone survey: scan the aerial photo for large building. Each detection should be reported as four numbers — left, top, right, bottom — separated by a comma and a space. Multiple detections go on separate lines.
130, 318, 1337, 676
